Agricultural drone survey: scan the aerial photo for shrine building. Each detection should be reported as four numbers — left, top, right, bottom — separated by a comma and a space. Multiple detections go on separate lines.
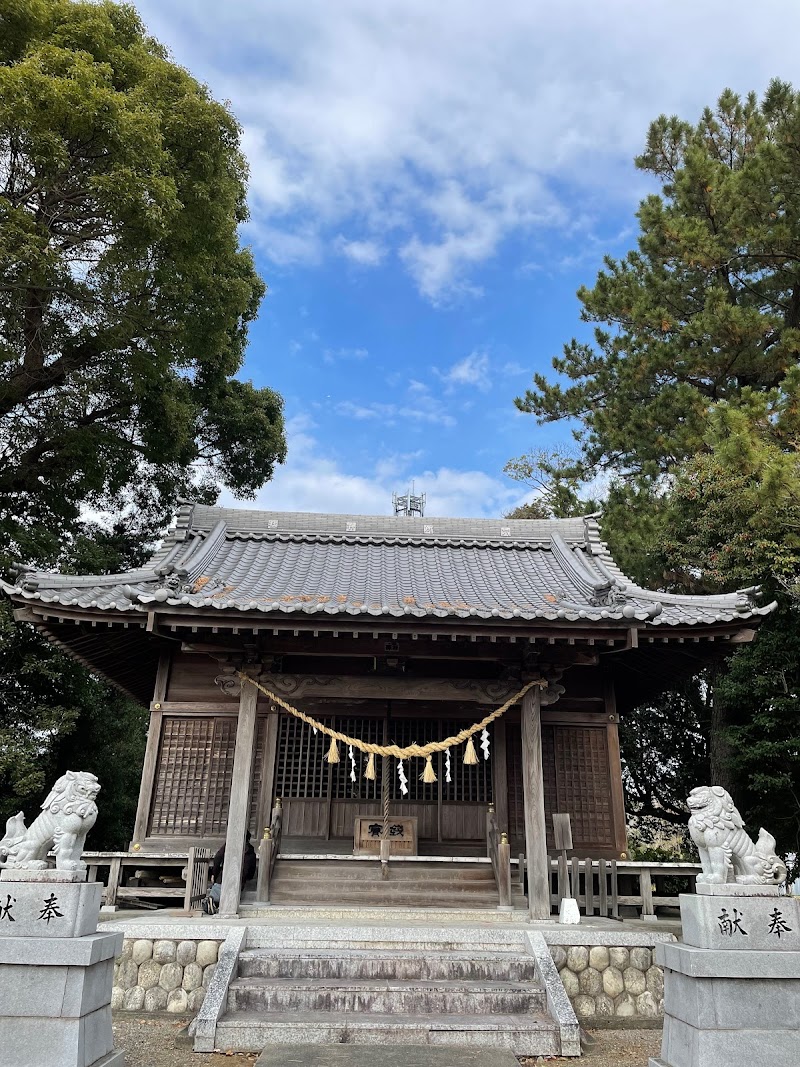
1, 502, 774, 917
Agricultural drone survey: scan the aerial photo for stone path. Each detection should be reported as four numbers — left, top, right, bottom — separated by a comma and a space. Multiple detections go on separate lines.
113, 1016, 663, 1067
255, 1046, 518, 1066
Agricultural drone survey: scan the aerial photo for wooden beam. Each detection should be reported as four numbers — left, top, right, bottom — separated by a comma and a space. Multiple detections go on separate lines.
521, 687, 550, 920
218, 677, 259, 916
240, 672, 526, 704
130, 650, 171, 847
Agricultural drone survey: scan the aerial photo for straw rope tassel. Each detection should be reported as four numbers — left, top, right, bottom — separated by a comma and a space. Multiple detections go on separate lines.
463, 736, 478, 765
240, 674, 541, 760
364, 752, 376, 780
421, 754, 437, 783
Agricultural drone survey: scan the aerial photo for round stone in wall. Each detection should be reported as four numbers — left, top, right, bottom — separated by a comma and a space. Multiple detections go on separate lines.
158, 962, 183, 992
176, 940, 197, 967
594, 993, 615, 1017
167, 988, 189, 1013
137, 960, 162, 991
646, 965, 664, 998
188, 988, 206, 1013
144, 986, 168, 1012
196, 941, 219, 967
578, 966, 602, 996
123, 986, 145, 1011
558, 967, 579, 998
602, 965, 624, 999
182, 962, 203, 992
609, 947, 629, 969
588, 945, 610, 971
131, 939, 153, 966
623, 966, 646, 996
202, 963, 217, 988
116, 959, 138, 990
630, 946, 652, 971
153, 940, 177, 964
573, 994, 596, 1018
636, 991, 660, 1018
111, 987, 124, 1010
566, 945, 589, 973
550, 945, 567, 971
614, 991, 637, 1017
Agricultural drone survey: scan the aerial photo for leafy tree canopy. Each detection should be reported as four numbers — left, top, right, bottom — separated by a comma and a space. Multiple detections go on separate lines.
516, 80, 800, 479
511, 82, 800, 867
0, 0, 286, 557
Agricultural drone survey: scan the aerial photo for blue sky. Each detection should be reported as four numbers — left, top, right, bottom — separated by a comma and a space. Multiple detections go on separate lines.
135, 1, 800, 518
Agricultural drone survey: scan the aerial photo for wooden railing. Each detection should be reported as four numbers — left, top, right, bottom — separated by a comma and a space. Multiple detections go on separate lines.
183, 846, 212, 910
486, 806, 512, 908
546, 858, 702, 918
256, 797, 283, 903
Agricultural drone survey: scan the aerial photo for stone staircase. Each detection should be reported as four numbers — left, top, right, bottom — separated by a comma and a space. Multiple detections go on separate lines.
210, 924, 573, 1055
265, 857, 527, 910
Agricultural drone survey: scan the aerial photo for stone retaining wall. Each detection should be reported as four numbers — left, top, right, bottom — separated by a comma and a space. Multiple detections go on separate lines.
549, 944, 663, 1020
112, 938, 223, 1015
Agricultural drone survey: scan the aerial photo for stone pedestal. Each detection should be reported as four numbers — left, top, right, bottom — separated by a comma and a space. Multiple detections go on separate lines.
650, 886, 799, 1067
0, 869, 124, 1067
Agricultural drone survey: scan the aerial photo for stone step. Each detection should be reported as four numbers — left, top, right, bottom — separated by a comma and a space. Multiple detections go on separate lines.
227, 977, 546, 1015
273, 862, 496, 882
243, 924, 528, 952
267, 888, 503, 907
214, 1011, 561, 1056
237, 948, 540, 982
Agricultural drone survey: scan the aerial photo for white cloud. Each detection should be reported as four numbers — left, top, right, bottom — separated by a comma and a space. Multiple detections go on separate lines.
322, 346, 369, 365
336, 395, 457, 429
437, 350, 492, 391
220, 414, 518, 517
137, 1, 800, 300
335, 236, 386, 266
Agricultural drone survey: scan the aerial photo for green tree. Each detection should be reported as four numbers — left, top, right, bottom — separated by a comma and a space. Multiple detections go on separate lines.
0, 513, 154, 847
512, 82, 800, 861
0, 1, 287, 842
0, 0, 286, 556
503, 448, 600, 518
515, 80, 800, 479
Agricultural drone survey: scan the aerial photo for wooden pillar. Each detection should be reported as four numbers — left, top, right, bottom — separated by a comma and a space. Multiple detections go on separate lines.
521, 686, 550, 920
130, 650, 171, 848
604, 676, 629, 856
255, 710, 280, 834
219, 676, 259, 917
493, 717, 509, 835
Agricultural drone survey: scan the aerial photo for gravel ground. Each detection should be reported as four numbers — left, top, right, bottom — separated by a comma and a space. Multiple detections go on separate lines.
113, 1016, 662, 1067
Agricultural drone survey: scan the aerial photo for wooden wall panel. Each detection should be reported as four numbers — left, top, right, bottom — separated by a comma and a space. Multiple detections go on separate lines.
148, 714, 243, 839
506, 719, 621, 855
440, 804, 484, 841
542, 724, 614, 850
282, 798, 329, 837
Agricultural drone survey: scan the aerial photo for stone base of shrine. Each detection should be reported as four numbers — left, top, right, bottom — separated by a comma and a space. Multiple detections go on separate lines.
650, 892, 800, 1067
0, 879, 124, 1067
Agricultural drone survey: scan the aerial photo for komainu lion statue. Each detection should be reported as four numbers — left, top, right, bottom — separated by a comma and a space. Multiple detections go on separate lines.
0, 770, 100, 872
687, 785, 787, 885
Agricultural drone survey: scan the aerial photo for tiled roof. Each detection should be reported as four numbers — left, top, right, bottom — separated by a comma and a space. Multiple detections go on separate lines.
2, 502, 775, 626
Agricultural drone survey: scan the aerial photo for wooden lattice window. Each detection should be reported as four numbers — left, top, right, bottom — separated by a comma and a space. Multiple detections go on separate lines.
274, 713, 332, 799
149, 716, 236, 837
542, 725, 613, 850
331, 716, 383, 801
440, 719, 493, 803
